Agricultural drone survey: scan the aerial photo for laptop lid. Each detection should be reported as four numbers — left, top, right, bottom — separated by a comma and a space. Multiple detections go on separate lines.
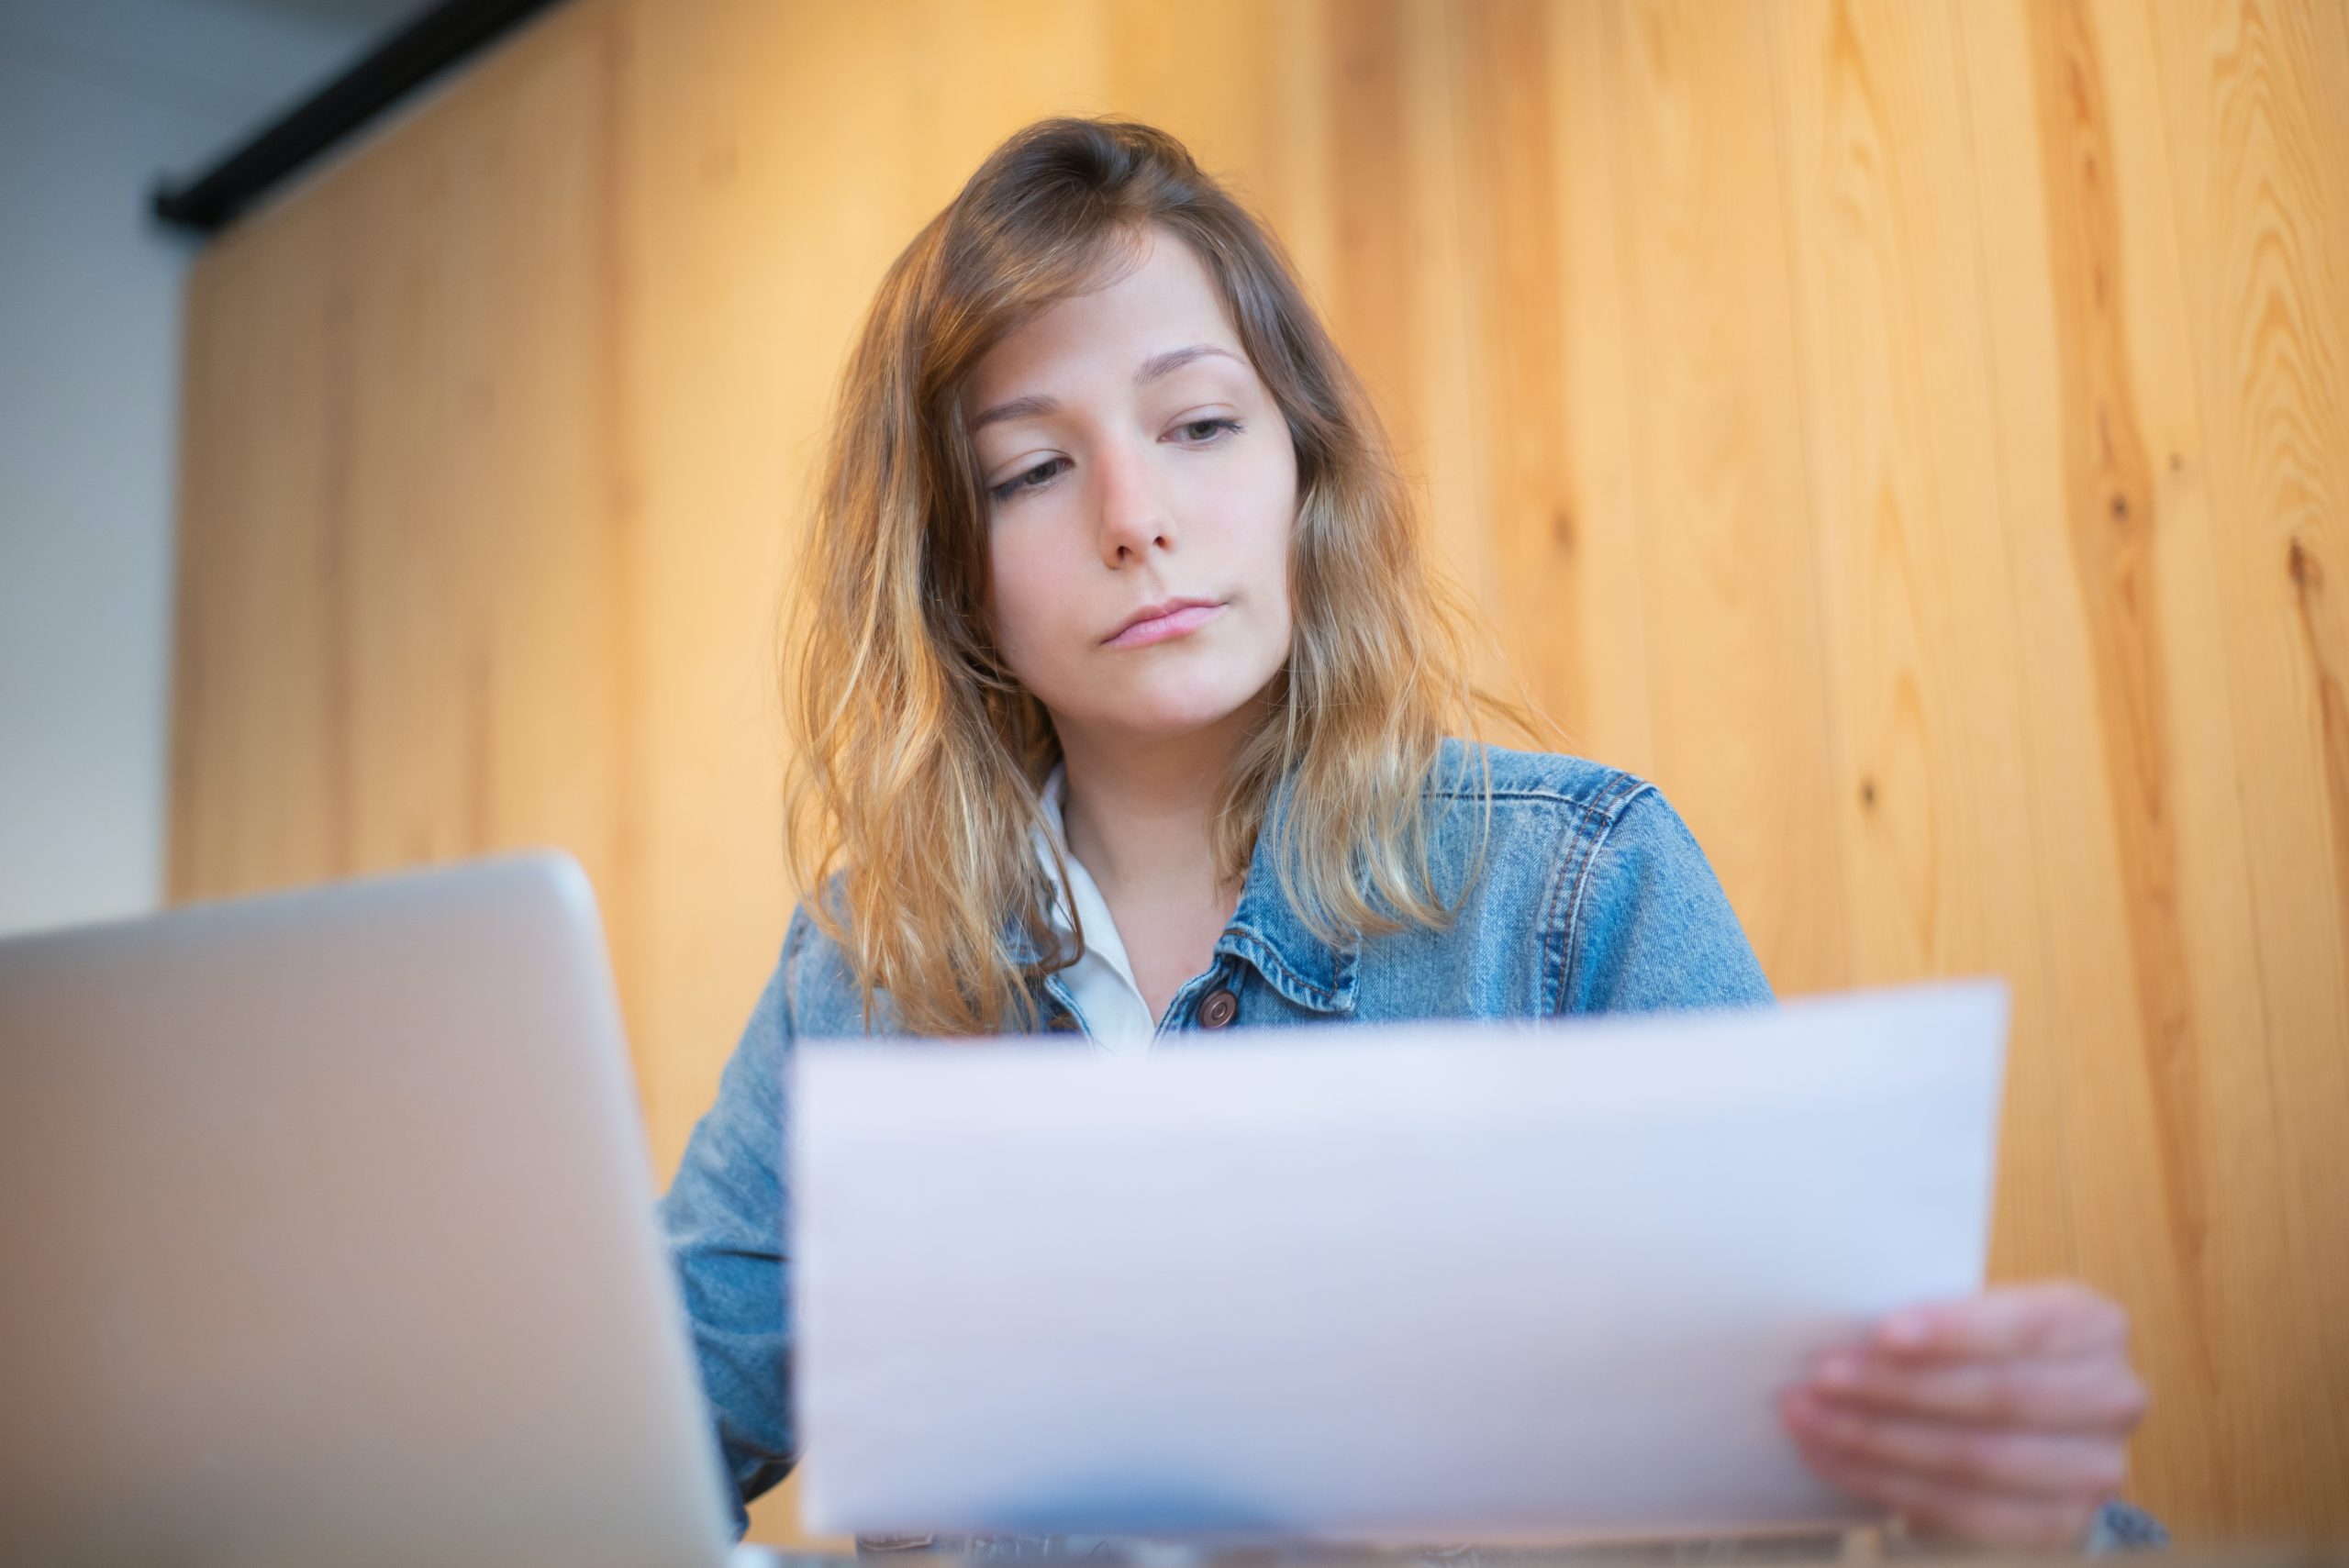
0, 851, 736, 1568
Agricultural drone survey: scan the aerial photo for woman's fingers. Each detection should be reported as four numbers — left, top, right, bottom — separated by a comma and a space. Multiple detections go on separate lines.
1809, 1346, 2150, 1431
1780, 1388, 2129, 1500
1786, 1281, 2145, 1550
1873, 1281, 2131, 1362
1795, 1438, 2101, 1552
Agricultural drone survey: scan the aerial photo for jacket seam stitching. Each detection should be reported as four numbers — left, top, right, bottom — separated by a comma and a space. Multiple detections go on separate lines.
1425, 783, 1645, 814
1220, 927, 1343, 1008
779, 906, 815, 1040
1545, 773, 1656, 1016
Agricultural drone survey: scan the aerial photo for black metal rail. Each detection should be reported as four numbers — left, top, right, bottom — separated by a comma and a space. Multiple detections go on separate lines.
150, 0, 569, 236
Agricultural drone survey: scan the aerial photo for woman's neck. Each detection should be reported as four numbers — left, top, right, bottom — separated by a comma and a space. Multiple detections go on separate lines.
1053, 706, 1256, 909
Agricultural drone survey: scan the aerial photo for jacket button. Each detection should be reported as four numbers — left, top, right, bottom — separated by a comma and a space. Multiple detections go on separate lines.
1197, 988, 1239, 1029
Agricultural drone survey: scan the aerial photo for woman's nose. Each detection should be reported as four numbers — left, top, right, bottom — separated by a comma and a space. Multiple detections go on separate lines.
1092, 437, 1174, 566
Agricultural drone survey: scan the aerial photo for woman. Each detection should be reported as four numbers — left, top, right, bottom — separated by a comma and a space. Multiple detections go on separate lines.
660, 116, 2155, 1555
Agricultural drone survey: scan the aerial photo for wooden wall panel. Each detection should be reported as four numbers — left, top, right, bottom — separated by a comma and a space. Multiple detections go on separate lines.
2148, 0, 2349, 1498
1765, 0, 2076, 1284
168, 0, 2349, 1546
1602, 0, 1855, 1000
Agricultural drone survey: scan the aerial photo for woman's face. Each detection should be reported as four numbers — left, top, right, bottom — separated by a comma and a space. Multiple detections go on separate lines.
964, 225, 1298, 752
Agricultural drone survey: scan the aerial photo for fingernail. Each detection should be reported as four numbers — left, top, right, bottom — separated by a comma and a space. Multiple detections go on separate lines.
1816, 1352, 1861, 1388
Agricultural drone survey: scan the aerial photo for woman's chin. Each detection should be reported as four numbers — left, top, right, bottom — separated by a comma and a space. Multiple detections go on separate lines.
1066, 687, 1269, 745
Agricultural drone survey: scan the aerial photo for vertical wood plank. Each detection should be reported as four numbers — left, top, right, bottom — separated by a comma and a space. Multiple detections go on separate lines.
1546, 0, 1662, 773
2144, 0, 2349, 1529
1764, 0, 2076, 1288
1954, 0, 2341, 1532
1600, 0, 1849, 996
170, 193, 354, 903
1449, 0, 1593, 741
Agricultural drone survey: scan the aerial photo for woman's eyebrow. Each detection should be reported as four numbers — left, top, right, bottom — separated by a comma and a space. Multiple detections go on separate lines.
1136, 341, 1243, 385
969, 343, 1244, 432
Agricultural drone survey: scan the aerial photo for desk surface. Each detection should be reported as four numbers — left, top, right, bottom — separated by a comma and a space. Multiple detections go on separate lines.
733, 1542, 2345, 1568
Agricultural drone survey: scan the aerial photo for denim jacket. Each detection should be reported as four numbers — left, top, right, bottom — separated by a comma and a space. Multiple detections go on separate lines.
657, 741, 2161, 1555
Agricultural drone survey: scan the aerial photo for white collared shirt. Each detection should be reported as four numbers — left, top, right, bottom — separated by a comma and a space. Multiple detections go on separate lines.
1030, 762, 1158, 1051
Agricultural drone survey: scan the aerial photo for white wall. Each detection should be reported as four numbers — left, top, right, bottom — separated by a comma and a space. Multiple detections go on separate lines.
0, 0, 393, 937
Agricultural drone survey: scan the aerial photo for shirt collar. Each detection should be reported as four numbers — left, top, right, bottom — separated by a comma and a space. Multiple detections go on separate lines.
1005, 759, 1359, 1016
1028, 762, 1081, 935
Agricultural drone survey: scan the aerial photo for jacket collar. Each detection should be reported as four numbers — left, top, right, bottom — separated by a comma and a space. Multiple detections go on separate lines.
1212, 782, 1359, 1014
1003, 764, 1360, 1017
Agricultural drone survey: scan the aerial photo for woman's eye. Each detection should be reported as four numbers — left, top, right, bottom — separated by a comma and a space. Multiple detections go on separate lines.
989, 458, 1068, 504
985, 419, 1243, 506
1177, 417, 1244, 444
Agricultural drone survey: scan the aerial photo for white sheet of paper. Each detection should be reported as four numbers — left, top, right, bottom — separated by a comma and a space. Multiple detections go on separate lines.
792, 979, 2009, 1544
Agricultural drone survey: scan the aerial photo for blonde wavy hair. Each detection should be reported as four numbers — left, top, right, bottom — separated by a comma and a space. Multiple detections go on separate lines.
784, 115, 1531, 1037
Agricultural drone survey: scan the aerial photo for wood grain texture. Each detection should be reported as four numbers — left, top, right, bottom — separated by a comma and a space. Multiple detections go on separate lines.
167, 0, 2349, 1545
1765, 0, 2076, 1287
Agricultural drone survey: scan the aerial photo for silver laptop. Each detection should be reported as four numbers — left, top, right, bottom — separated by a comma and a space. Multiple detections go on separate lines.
0, 852, 740, 1568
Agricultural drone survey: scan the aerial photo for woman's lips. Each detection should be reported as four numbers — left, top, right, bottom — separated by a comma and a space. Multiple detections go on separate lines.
1104, 601, 1225, 649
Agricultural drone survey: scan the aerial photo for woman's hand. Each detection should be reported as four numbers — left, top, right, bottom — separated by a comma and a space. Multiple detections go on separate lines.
1778, 1281, 2149, 1551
